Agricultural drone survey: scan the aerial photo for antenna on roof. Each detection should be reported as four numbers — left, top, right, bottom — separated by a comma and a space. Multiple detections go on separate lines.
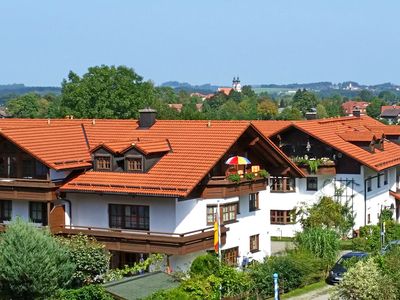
207, 120, 211, 128
92, 119, 96, 125
47, 118, 51, 125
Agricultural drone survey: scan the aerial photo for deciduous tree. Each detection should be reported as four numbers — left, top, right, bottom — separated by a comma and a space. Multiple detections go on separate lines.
60, 65, 155, 119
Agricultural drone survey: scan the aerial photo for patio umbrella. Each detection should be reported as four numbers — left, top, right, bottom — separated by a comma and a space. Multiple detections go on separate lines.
225, 156, 251, 165
225, 156, 251, 174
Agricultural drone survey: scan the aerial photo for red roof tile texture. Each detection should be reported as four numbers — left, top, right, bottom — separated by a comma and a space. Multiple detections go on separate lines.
62, 120, 251, 197
290, 116, 400, 171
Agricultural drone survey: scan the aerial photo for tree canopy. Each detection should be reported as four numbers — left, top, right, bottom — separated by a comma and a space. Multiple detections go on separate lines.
60, 65, 155, 119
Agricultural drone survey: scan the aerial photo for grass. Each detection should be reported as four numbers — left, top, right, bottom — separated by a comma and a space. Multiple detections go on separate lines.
278, 280, 328, 299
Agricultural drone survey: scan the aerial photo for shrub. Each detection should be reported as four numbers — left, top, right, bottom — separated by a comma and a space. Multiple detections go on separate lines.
296, 196, 354, 238
103, 253, 164, 282
294, 227, 339, 267
190, 254, 220, 277
331, 258, 396, 300
219, 264, 251, 297
378, 246, 400, 296
58, 285, 113, 300
0, 218, 75, 299
250, 254, 307, 297
144, 287, 191, 300
57, 234, 110, 286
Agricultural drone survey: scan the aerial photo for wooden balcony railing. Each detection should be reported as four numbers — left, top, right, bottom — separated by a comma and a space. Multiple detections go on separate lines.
0, 178, 60, 201
201, 176, 268, 199
51, 224, 228, 255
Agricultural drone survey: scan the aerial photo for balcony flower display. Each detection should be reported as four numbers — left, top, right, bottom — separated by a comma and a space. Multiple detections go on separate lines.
291, 156, 335, 174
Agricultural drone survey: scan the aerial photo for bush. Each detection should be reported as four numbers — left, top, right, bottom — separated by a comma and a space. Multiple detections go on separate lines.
57, 234, 110, 286
58, 285, 113, 300
331, 258, 396, 300
0, 218, 75, 299
356, 222, 400, 253
144, 287, 191, 300
250, 254, 309, 297
190, 254, 220, 277
378, 246, 400, 296
294, 227, 339, 267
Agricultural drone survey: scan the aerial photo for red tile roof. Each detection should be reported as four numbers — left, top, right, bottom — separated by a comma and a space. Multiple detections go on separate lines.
62, 120, 251, 197
217, 87, 233, 96
0, 125, 91, 170
291, 116, 400, 171
341, 101, 369, 115
381, 105, 400, 114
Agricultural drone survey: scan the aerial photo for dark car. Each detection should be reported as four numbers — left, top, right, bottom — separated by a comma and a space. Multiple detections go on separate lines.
327, 251, 368, 284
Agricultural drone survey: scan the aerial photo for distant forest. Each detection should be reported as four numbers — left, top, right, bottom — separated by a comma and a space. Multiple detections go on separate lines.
0, 84, 60, 105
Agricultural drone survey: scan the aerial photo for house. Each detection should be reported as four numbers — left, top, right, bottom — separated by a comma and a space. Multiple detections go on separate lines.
341, 101, 369, 116
0, 110, 302, 271
0, 112, 399, 270
380, 105, 400, 124
254, 116, 400, 237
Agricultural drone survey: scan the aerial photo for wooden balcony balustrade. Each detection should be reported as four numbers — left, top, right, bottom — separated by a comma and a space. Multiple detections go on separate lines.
0, 178, 60, 201
201, 176, 268, 199
51, 224, 228, 255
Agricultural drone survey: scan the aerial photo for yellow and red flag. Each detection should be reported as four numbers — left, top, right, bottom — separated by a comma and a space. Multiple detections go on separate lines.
214, 219, 219, 253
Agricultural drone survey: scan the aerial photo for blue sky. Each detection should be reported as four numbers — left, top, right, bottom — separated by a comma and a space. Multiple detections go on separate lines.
1, 0, 399, 86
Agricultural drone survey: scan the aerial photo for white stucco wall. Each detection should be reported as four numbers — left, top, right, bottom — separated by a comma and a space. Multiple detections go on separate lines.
66, 193, 176, 232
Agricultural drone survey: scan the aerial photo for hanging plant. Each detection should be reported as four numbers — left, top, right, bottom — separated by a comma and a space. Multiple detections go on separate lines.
307, 159, 321, 173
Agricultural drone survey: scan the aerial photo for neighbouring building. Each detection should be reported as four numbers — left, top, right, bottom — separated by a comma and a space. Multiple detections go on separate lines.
380, 105, 400, 124
0, 113, 399, 270
341, 101, 369, 116
254, 116, 400, 237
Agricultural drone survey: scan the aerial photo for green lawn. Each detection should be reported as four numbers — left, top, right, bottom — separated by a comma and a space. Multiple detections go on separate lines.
279, 280, 328, 299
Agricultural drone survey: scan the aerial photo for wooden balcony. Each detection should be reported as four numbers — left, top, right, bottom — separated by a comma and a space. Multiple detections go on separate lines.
51, 225, 228, 255
298, 165, 336, 176
201, 176, 268, 199
0, 178, 60, 201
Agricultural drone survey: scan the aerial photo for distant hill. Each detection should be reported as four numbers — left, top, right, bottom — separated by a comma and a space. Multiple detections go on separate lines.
0, 84, 61, 105
160, 81, 219, 93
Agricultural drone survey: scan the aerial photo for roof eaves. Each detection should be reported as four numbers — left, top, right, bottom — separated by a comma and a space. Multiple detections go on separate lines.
250, 123, 306, 178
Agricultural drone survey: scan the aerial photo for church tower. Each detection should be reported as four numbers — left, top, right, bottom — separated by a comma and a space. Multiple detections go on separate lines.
232, 76, 242, 92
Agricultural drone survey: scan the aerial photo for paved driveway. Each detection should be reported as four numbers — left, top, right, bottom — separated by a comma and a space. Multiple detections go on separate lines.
285, 285, 333, 300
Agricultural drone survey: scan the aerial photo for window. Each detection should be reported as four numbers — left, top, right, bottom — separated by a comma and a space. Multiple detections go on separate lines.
250, 234, 259, 253
222, 247, 238, 266
35, 161, 48, 178
96, 156, 111, 170
384, 170, 388, 185
109, 204, 149, 230
367, 176, 372, 192
222, 203, 237, 223
249, 193, 259, 212
22, 158, 34, 178
377, 173, 381, 188
206, 202, 238, 225
29, 202, 48, 225
207, 206, 218, 225
270, 210, 293, 224
270, 177, 295, 192
306, 177, 318, 191
0, 200, 11, 223
367, 213, 371, 224
126, 157, 143, 171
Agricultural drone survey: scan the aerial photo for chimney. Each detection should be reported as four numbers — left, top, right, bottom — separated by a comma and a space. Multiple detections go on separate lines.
353, 109, 361, 117
138, 108, 157, 128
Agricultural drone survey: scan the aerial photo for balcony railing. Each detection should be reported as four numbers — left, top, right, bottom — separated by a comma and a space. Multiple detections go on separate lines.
51, 224, 228, 255
202, 174, 268, 199
291, 156, 336, 176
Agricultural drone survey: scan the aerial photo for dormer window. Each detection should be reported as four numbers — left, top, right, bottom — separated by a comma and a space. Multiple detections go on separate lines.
126, 156, 143, 172
96, 156, 111, 171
